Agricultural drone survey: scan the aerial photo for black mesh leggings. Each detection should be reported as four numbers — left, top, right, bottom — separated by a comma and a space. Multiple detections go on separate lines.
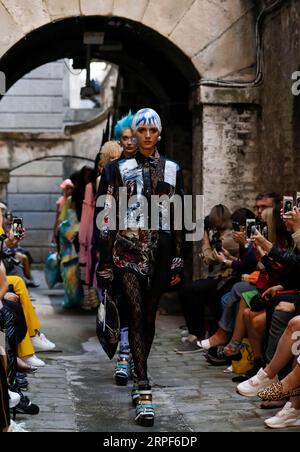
120, 272, 160, 383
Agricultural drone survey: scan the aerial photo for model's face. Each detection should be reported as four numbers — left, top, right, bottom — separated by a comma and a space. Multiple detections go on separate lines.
120, 128, 137, 155
255, 198, 273, 220
136, 124, 160, 154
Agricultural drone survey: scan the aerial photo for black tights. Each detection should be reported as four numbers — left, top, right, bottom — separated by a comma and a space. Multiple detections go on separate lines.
120, 272, 160, 384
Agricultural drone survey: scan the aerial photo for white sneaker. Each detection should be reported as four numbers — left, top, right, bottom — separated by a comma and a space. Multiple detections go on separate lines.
199, 339, 211, 351
31, 333, 56, 352
8, 390, 21, 409
237, 368, 278, 397
39, 333, 56, 350
23, 355, 45, 368
181, 334, 196, 344
265, 402, 300, 429
8, 420, 28, 432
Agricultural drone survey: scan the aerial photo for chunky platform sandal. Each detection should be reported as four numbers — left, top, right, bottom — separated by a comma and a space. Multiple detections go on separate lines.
114, 354, 130, 386
135, 388, 155, 428
131, 376, 140, 407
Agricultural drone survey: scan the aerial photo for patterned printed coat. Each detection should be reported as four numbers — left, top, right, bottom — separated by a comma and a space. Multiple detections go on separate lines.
96, 149, 185, 279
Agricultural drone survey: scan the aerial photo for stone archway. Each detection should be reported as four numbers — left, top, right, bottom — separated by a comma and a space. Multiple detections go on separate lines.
0, 1, 260, 274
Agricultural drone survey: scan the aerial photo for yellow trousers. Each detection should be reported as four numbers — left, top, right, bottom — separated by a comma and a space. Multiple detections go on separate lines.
7, 276, 40, 358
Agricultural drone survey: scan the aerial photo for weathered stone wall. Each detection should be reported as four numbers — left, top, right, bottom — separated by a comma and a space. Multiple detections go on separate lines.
259, 0, 300, 195
203, 104, 260, 215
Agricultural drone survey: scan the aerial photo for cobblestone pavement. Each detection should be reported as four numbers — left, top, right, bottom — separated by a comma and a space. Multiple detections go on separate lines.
17, 271, 299, 432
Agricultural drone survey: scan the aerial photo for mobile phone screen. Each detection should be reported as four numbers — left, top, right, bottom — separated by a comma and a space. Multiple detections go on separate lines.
12, 218, 23, 237
246, 219, 256, 240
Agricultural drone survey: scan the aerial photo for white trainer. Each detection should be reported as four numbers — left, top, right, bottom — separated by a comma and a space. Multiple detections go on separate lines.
199, 339, 211, 351
31, 333, 56, 352
23, 355, 46, 368
8, 390, 21, 409
181, 334, 196, 344
265, 402, 300, 429
237, 368, 278, 397
39, 333, 56, 350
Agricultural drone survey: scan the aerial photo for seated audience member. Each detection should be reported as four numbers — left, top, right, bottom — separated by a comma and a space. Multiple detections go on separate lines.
175, 205, 239, 354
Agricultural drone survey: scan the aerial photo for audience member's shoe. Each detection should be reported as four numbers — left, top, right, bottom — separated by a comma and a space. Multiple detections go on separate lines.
14, 392, 40, 416
181, 333, 196, 344
26, 279, 40, 288
264, 402, 300, 429
23, 355, 45, 368
200, 339, 211, 351
181, 329, 189, 339
31, 333, 56, 352
237, 368, 278, 397
258, 382, 300, 401
175, 336, 201, 354
205, 346, 242, 366
8, 389, 21, 409
8, 420, 28, 432
232, 358, 265, 383
15, 377, 29, 391
17, 357, 38, 374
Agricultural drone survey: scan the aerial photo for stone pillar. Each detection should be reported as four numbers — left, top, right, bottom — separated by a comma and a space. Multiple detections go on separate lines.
191, 103, 203, 279
0, 169, 9, 201
0, 141, 10, 202
190, 84, 261, 278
